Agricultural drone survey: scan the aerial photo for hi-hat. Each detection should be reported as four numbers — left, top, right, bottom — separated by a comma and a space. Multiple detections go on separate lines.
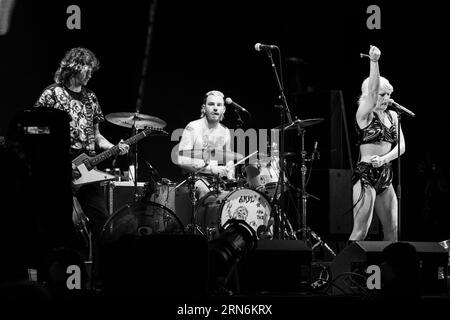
106, 112, 167, 129
274, 118, 324, 131
179, 149, 244, 162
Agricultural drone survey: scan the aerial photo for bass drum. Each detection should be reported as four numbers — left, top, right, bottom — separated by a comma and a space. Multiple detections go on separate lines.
195, 188, 272, 240
146, 180, 176, 213
100, 201, 185, 245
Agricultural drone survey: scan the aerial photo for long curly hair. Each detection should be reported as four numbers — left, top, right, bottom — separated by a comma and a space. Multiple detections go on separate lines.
54, 47, 100, 86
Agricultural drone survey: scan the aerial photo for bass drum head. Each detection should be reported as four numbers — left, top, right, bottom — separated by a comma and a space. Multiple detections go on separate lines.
100, 201, 185, 245
219, 188, 272, 233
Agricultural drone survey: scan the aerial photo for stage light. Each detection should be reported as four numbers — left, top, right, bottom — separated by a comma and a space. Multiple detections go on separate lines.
208, 219, 257, 292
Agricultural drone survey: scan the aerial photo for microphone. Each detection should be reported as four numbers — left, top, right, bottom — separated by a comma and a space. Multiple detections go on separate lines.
312, 141, 320, 160
146, 161, 160, 178
254, 43, 278, 51
387, 99, 416, 117
225, 97, 250, 114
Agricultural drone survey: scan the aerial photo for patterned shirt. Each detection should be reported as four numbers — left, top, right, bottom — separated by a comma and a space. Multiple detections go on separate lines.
34, 84, 104, 156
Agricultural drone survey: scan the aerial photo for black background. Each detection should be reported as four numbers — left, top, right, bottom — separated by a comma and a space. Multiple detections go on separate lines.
1, 0, 449, 241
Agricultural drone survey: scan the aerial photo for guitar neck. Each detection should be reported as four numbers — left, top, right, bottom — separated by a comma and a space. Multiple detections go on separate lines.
90, 128, 159, 167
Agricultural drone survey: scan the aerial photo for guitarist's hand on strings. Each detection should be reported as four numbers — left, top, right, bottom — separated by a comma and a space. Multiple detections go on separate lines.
117, 139, 129, 155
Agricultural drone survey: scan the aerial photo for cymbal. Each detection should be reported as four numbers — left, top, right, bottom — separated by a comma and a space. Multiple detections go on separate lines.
284, 152, 299, 158
273, 118, 324, 131
179, 149, 244, 162
257, 152, 298, 158
105, 112, 167, 129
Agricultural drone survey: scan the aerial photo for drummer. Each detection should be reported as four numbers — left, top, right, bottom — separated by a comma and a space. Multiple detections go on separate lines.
177, 90, 235, 200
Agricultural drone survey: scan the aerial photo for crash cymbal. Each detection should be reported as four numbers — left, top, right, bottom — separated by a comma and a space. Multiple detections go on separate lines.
105, 112, 167, 129
273, 118, 324, 131
179, 149, 244, 162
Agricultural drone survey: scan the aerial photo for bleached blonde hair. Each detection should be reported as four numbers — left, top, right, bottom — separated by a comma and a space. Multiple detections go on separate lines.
358, 76, 394, 105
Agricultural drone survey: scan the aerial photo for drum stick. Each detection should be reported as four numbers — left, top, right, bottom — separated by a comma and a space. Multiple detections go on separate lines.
232, 150, 258, 168
174, 164, 208, 190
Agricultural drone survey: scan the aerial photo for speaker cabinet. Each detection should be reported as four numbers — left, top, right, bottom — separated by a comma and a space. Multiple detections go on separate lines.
106, 181, 145, 215
330, 241, 448, 295
238, 240, 312, 293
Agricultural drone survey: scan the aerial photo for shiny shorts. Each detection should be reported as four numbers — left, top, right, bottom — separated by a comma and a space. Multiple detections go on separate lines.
352, 162, 393, 195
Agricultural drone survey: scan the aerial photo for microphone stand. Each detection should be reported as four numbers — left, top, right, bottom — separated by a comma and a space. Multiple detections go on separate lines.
396, 112, 402, 241
234, 109, 244, 129
132, 122, 140, 202
262, 48, 293, 239
132, 0, 157, 202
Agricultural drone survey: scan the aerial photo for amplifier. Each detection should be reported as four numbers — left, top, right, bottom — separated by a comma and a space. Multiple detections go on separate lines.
106, 181, 146, 215
106, 181, 179, 216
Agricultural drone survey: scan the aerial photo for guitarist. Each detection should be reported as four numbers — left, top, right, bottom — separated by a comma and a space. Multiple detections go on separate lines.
34, 48, 129, 259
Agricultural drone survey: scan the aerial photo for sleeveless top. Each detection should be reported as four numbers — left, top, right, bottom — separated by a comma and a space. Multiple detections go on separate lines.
356, 110, 397, 145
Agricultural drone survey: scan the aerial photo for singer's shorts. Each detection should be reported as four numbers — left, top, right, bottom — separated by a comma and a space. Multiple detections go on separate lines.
352, 162, 393, 195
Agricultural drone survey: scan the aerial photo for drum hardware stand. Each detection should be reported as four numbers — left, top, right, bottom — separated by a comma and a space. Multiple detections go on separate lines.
271, 203, 297, 240
129, 122, 140, 202
213, 174, 222, 195
174, 165, 209, 235
295, 128, 336, 258
267, 160, 298, 240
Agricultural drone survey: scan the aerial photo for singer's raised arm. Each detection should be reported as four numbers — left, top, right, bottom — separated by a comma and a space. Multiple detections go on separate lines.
356, 45, 381, 123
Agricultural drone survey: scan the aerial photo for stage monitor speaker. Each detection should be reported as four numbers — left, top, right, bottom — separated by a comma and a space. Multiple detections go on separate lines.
330, 241, 448, 295
238, 239, 312, 293
99, 234, 209, 296
304, 169, 380, 238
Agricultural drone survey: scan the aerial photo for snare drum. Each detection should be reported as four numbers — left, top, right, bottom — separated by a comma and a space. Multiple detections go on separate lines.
195, 188, 271, 240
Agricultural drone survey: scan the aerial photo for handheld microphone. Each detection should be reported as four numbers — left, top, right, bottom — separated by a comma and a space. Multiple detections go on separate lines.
254, 43, 278, 51
225, 97, 250, 114
387, 99, 416, 117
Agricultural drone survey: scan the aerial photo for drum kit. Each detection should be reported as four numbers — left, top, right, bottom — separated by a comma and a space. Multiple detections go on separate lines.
71, 110, 335, 258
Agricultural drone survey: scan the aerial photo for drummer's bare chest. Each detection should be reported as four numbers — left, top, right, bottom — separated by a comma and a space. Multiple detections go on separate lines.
195, 128, 226, 148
